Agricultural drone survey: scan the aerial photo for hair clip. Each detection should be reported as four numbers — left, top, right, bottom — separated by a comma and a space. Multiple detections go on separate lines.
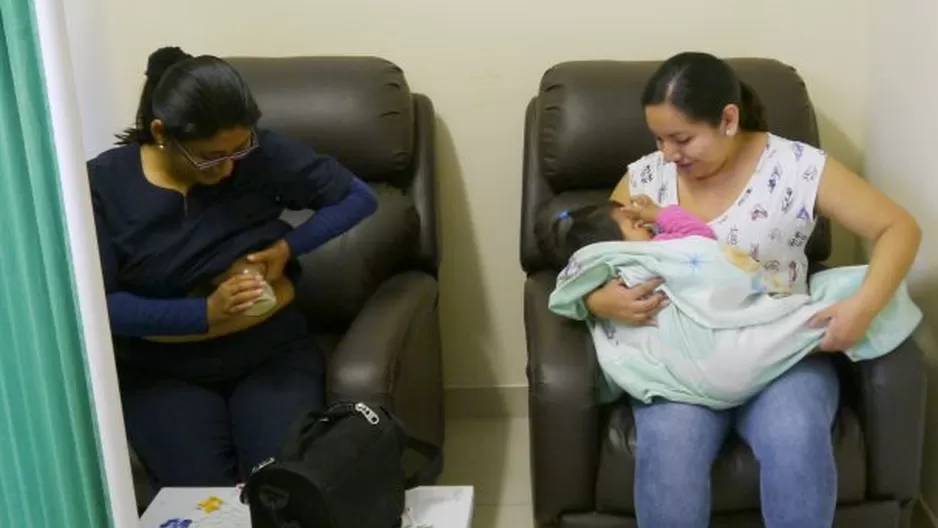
557, 210, 570, 219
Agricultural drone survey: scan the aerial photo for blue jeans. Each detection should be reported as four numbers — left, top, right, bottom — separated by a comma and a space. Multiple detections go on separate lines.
631, 355, 840, 527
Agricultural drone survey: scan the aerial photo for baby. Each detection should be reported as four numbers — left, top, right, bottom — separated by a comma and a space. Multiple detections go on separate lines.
212, 256, 279, 317
547, 196, 922, 409
552, 195, 717, 264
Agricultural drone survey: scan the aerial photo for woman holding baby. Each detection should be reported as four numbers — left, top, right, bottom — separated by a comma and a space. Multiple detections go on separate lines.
89, 47, 376, 489
589, 52, 921, 527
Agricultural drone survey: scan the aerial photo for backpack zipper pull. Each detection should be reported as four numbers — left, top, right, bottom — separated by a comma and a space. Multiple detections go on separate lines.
354, 403, 380, 425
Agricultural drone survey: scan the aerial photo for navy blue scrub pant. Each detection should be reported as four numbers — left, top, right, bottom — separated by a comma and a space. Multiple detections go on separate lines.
119, 332, 325, 489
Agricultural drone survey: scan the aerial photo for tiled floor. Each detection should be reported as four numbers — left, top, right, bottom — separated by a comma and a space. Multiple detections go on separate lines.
437, 417, 534, 528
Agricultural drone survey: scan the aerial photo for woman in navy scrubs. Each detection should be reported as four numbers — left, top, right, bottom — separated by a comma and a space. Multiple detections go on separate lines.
89, 47, 377, 488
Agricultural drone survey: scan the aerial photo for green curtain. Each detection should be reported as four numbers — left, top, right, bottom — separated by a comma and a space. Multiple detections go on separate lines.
0, 0, 111, 526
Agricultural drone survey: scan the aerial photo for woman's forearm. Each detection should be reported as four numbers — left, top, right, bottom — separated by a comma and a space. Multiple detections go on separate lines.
856, 213, 921, 314
283, 178, 377, 256
145, 278, 296, 343
108, 292, 208, 336
814, 157, 922, 317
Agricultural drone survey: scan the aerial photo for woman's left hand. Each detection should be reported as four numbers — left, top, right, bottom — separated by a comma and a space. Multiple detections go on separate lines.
247, 239, 292, 282
808, 295, 877, 352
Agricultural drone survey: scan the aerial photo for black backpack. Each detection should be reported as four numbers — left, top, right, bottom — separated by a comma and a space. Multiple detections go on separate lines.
241, 402, 440, 528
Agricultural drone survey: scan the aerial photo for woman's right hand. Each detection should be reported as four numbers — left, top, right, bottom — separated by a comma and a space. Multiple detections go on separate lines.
206, 273, 266, 324
584, 277, 668, 325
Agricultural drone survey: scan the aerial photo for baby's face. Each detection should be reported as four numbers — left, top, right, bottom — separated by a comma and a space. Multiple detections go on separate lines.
611, 207, 653, 241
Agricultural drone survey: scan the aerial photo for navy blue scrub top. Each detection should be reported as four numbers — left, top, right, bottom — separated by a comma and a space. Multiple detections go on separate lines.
89, 129, 356, 380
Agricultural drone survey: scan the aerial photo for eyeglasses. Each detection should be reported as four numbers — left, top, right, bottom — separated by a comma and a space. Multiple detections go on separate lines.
174, 129, 259, 171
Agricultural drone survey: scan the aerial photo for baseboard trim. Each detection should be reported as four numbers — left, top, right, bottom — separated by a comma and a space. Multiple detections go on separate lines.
444, 385, 528, 418
916, 496, 938, 528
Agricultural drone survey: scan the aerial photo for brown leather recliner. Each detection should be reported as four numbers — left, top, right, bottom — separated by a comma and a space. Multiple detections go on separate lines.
521, 59, 926, 528
131, 56, 444, 510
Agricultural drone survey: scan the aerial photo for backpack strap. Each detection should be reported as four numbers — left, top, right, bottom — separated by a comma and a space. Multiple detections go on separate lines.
388, 413, 443, 489
403, 435, 442, 489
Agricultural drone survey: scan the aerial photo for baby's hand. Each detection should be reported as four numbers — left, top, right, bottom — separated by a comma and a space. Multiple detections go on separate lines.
622, 195, 661, 223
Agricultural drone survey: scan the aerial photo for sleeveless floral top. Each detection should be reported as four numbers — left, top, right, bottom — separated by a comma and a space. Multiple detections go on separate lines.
627, 134, 827, 294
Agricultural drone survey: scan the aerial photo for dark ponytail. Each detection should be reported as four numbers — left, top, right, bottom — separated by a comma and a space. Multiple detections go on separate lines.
537, 203, 623, 266
738, 80, 768, 132
642, 52, 769, 133
117, 46, 261, 145
118, 47, 192, 144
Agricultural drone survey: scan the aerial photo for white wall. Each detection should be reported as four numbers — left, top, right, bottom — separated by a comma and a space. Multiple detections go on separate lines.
865, 0, 938, 519
80, 0, 870, 390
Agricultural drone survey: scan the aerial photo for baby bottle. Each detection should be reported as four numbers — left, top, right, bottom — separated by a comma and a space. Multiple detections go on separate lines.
237, 262, 278, 317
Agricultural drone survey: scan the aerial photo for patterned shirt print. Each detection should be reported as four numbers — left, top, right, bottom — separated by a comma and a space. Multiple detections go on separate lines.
625, 134, 827, 294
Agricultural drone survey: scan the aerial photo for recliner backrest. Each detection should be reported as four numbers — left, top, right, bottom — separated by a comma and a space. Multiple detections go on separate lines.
521, 58, 830, 274
229, 56, 438, 332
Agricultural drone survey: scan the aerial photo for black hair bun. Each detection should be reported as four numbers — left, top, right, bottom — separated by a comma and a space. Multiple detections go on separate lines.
145, 46, 192, 80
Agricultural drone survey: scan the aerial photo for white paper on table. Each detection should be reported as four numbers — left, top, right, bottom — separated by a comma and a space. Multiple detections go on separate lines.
141, 485, 473, 528
139, 487, 250, 528
402, 486, 474, 528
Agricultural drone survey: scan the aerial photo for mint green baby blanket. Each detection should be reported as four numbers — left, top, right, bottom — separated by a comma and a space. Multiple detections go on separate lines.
548, 238, 922, 409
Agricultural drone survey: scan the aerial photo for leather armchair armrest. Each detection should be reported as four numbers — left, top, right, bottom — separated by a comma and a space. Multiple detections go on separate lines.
853, 336, 926, 502
328, 271, 439, 406
813, 261, 925, 501
525, 271, 600, 523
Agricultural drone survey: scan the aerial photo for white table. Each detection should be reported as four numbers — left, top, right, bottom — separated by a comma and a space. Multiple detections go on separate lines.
140, 485, 474, 528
